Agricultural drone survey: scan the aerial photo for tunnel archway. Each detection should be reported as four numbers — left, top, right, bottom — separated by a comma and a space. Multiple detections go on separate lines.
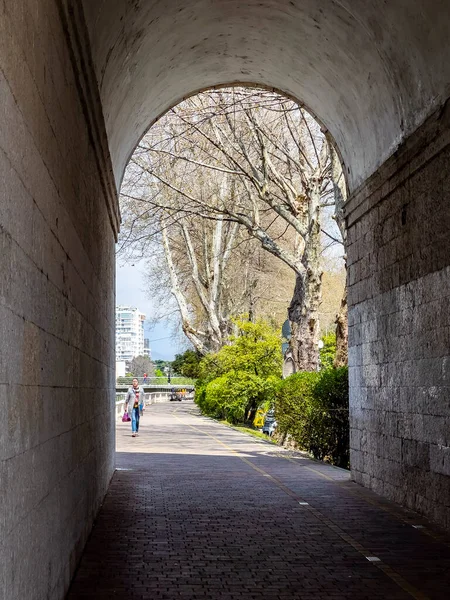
81, 0, 450, 534
119, 84, 347, 371
81, 0, 450, 192
1, 2, 449, 598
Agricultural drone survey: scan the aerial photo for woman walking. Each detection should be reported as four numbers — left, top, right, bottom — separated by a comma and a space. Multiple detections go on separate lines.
125, 378, 144, 437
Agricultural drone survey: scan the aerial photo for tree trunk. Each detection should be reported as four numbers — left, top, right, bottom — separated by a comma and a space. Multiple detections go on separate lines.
288, 180, 323, 372
288, 269, 322, 371
328, 139, 348, 368
161, 223, 210, 355
245, 401, 259, 426
334, 284, 348, 367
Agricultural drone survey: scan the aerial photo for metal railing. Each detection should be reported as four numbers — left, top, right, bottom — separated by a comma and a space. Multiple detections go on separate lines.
115, 391, 172, 419
116, 376, 195, 386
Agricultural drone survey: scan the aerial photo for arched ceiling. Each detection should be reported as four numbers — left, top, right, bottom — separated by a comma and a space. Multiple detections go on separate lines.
81, 0, 450, 193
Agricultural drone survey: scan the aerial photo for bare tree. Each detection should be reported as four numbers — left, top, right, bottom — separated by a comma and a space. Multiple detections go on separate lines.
120, 88, 345, 370
129, 356, 155, 378
328, 141, 348, 367
159, 211, 239, 353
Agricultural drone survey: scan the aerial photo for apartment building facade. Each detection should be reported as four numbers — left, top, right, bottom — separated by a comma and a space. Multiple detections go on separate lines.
115, 305, 146, 362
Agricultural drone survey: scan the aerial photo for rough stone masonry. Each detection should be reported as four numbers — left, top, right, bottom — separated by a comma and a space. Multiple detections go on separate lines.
0, 1, 449, 599
346, 103, 450, 529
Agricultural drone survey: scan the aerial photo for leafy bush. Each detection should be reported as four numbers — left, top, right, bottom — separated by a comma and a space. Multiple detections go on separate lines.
275, 371, 320, 446
275, 366, 349, 468
195, 319, 282, 424
319, 332, 337, 369
195, 317, 349, 469
311, 367, 349, 467
199, 372, 281, 425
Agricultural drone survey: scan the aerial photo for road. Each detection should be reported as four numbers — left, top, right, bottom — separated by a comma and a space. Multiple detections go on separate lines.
68, 401, 450, 599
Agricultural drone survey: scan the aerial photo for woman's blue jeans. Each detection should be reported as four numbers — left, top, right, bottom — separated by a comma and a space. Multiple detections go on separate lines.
131, 407, 140, 433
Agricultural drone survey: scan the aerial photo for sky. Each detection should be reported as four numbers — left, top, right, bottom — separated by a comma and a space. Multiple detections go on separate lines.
115, 259, 184, 361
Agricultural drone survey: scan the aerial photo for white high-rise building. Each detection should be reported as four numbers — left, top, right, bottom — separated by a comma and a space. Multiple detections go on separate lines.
115, 305, 146, 362
143, 338, 152, 359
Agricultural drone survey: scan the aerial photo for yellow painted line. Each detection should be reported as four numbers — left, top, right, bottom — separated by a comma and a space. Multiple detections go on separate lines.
186, 410, 447, 544
272, 450, 450, 548
304, 465, 335, 481
172, 410, 430, 600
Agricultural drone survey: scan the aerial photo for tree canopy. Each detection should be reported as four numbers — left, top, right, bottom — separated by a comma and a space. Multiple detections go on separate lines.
119, 87, 346, 369
196, 319, 282, 424
172, 349, 203, 379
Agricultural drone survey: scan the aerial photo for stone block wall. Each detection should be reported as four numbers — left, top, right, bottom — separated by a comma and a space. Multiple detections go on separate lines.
0, 1, 119, 598
346, 101, 450, 529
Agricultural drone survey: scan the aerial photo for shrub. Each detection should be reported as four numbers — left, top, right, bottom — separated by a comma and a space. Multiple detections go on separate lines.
198, 372, 281, 425
275, 366, 349, 468
319, 332, 336, 369
195, 319, 282, 424
311, 367, 349, 467
275, 371, 320, 446
202, 376, 231, 420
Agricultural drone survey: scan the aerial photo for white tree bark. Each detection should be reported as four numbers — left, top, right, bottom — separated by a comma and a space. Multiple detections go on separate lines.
120, 89, 345, 367
161, 223, 209, 354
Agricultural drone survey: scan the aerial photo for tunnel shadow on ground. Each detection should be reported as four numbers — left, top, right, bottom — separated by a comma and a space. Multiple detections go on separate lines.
67, 444, 450, 599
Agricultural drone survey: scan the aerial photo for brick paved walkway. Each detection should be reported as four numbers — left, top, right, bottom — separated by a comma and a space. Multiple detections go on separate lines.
67, 402, 450, 599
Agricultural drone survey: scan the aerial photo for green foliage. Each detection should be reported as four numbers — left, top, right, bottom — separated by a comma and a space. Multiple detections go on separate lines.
275, 366, 349, 468
311, 367, 349, 467
201, 319, 282, 379
154, 360, 171, 370
195, 318, 349, 468
172, 349, 202, 378
198, 372, 280, 424
195, 319, 282, 424
320, 332, 337, 369
155, 368, 164, 377
275, 371, 320, 444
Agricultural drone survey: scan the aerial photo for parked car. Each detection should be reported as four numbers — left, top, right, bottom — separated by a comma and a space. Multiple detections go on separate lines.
262, 411, 277, 436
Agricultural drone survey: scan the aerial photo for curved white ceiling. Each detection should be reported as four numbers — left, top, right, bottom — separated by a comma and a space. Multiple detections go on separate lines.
82, 0, 450, 192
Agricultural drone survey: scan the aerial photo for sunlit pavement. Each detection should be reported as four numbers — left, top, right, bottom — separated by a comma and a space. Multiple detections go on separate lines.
67, 402, 450, 599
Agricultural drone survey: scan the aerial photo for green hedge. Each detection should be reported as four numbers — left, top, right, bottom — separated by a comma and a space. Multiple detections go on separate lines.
276, 367, 349, 468
196, 372, 280, 424
195, 319, 282, 425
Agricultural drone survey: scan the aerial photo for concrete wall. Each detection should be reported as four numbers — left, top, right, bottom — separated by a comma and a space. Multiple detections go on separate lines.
0, 2, 119, 599
346, 102, 450, 529
82, 0, 450, 192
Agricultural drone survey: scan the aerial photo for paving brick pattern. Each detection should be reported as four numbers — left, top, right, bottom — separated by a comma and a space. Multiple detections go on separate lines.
67, 402, 450, 599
